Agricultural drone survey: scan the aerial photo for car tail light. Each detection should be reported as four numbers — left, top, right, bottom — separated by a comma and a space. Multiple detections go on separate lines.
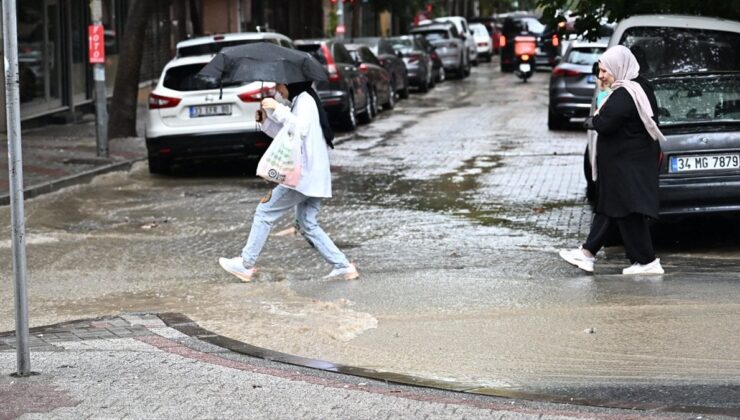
552, 34, 559, 47
321, 44, 340, 83
148, 93, 181, 109
238, 85, 276, 102
431, 51, 439, 60
499, 35, 506, 47
552, 67, 581, 77
359, 63, 369, 73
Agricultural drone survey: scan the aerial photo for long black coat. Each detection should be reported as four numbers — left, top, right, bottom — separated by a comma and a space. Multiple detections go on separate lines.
591, 76, 661, 219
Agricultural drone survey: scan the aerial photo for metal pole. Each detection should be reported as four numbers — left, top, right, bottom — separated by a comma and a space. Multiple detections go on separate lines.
3, 0, 32, 377
90, 0, 109, 158
337, 1, 344, 39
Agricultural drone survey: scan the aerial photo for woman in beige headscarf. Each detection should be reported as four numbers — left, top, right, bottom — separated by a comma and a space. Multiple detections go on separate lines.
560, 45, 665, 275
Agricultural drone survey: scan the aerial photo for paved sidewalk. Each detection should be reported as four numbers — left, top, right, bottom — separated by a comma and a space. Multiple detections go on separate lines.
0, 117, 146, 205
0, 314, 706, 420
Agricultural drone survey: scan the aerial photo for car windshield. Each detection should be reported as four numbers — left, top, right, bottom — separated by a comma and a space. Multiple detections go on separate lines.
472, 25, 488, 36
565, 47, 604, 65
417, 30, 449, 41
163, 63, 224, 91
653, 73, 740, 126
177, 39, 277, 57
296, 44, 327, 65
620, 26, 740, 77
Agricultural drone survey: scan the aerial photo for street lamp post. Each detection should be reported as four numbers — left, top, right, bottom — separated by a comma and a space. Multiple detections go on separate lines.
90, 0, 109, 158
2, 0, 32, 377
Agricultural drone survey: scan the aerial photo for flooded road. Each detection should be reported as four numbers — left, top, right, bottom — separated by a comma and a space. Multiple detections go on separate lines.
2, 61, 740, 408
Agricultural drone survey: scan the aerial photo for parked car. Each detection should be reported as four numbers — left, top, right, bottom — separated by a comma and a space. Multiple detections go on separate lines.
584, 15, 740, 216
468, 16, 503, 53
470, 22, 493, 62
345, 44, 394, 113
548, 40, 607, 129
294, 39, 372, 130
434, 16, 478, 65
388, 35, 435, 92
351, 37, 410, 100
499, 13, 559, 71
145, 55, 276, 174
410, 22, 469, 78
176, 32, 294, 57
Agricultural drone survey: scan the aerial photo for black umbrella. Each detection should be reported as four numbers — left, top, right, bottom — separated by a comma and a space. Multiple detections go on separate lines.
197, 42, 328, 87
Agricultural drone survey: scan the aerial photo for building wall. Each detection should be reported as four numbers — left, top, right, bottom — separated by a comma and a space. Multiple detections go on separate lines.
202, 0, 240, 34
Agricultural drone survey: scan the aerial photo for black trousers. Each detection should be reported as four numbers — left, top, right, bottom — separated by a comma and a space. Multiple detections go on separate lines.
583, 213, 655, 264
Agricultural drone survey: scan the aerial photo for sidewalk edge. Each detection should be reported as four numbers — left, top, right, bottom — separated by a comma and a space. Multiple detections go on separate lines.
0, 159, 143, 206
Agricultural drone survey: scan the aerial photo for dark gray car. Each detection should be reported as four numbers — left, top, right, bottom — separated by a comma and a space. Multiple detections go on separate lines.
548, 41, 606, 130
388, 35, 434, 92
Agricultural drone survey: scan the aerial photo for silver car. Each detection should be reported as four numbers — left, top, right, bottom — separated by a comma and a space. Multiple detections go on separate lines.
410, 22, 469, 79
548, 40, 607, 130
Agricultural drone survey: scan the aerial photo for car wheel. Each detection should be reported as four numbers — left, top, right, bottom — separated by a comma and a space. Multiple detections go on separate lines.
148, 156, 170, 175
548, 108, 569, 130
463, 53, 471, 77
368, 87, 378, 117
399, 76, 410, 99
342, 95, 358, 130
384, 86, 396, 110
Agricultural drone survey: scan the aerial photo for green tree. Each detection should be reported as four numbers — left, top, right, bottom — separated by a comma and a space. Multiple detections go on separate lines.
537, 0, 740, 40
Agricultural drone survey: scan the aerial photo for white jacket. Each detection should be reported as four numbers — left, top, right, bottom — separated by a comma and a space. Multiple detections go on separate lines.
260, 92, 332, 198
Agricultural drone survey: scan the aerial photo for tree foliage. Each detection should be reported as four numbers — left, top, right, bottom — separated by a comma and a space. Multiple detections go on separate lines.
537, 0, 740, 40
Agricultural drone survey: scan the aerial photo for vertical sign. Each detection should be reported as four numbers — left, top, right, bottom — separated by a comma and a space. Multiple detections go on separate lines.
88, 24, 105, 64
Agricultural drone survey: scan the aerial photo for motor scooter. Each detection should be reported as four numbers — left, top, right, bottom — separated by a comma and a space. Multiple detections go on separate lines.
513, 35, 536, 82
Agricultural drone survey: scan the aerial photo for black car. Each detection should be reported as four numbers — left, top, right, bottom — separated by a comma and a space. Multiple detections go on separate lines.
351, 37, 410, 100
388, 35, 435, 92
295, 39, 372, 130
499, 14, 559, 72
345, 44, 394, 115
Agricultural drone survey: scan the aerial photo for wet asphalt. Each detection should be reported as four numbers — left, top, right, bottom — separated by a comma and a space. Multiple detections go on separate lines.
1, 59, 739, 414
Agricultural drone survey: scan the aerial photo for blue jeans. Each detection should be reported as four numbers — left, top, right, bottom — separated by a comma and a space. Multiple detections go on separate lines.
241, 185, 351, 269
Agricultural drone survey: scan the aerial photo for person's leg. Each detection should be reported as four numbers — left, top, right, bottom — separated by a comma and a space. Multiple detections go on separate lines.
616, 213, 655, 265
295, 197, 351, 269
240, 185, 305, 267
582, 213, 617, 256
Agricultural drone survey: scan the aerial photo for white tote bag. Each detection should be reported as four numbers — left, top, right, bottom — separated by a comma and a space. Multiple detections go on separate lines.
256, 128, 302, 188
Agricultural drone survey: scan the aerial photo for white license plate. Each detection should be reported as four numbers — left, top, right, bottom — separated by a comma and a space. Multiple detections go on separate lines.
670, 153, 740, 173
190, 104, 232, 118
519, 63, 531, 72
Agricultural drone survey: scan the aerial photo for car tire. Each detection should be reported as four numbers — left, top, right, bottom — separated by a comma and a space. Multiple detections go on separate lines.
463, 53, 472, 77
368, 87, 378, 117
419, 71, 430, 92
399, 75, 410, 99
547, 108, 569, 130
148, 156, 170, 175
358, 89, 375, 124
342, 95, 358, 130
384, 87, 396, 110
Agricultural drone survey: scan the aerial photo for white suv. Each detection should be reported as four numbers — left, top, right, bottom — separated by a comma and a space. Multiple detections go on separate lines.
145, 32, 292, 174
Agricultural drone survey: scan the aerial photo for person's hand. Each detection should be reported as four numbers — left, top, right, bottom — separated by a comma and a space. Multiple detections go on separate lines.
261, 98, 279, 110
255, 109, 266, 123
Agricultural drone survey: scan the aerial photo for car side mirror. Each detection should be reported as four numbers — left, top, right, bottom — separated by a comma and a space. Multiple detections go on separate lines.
592, 62, 599, 76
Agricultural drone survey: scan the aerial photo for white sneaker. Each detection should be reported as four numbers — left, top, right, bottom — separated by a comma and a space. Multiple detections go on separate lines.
218, 257, 256, 282
324, 263, 359, 280
559, 247, 595, 273
622, 258, 664, 275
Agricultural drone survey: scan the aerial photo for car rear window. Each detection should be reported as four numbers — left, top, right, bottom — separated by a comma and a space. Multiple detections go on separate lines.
416, 30, 449, 41
163, 63, 220, 91
390, 38, 414, 52
565, 47, 604, 65
653, 74, 740, 125
620, 26, 740, 77
177, 39, 278, 57
296, 44, 327, 65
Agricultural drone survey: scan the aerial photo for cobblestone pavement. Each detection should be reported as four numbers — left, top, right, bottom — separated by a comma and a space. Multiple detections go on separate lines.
0, 314, 716, 419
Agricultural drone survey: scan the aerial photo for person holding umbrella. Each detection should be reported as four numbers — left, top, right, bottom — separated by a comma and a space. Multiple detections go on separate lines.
212, 44, 358, 282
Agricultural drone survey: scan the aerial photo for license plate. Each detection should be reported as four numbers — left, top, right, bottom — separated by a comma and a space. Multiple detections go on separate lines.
670, 153, 740, 173
519, 63, 531, 72
190, 104, 232, 118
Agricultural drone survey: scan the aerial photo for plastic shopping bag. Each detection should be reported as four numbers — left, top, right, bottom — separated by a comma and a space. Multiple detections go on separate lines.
256, 128, 302, 188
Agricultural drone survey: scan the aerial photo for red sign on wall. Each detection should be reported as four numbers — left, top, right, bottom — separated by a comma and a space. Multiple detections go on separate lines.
88, 24, 106, 64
